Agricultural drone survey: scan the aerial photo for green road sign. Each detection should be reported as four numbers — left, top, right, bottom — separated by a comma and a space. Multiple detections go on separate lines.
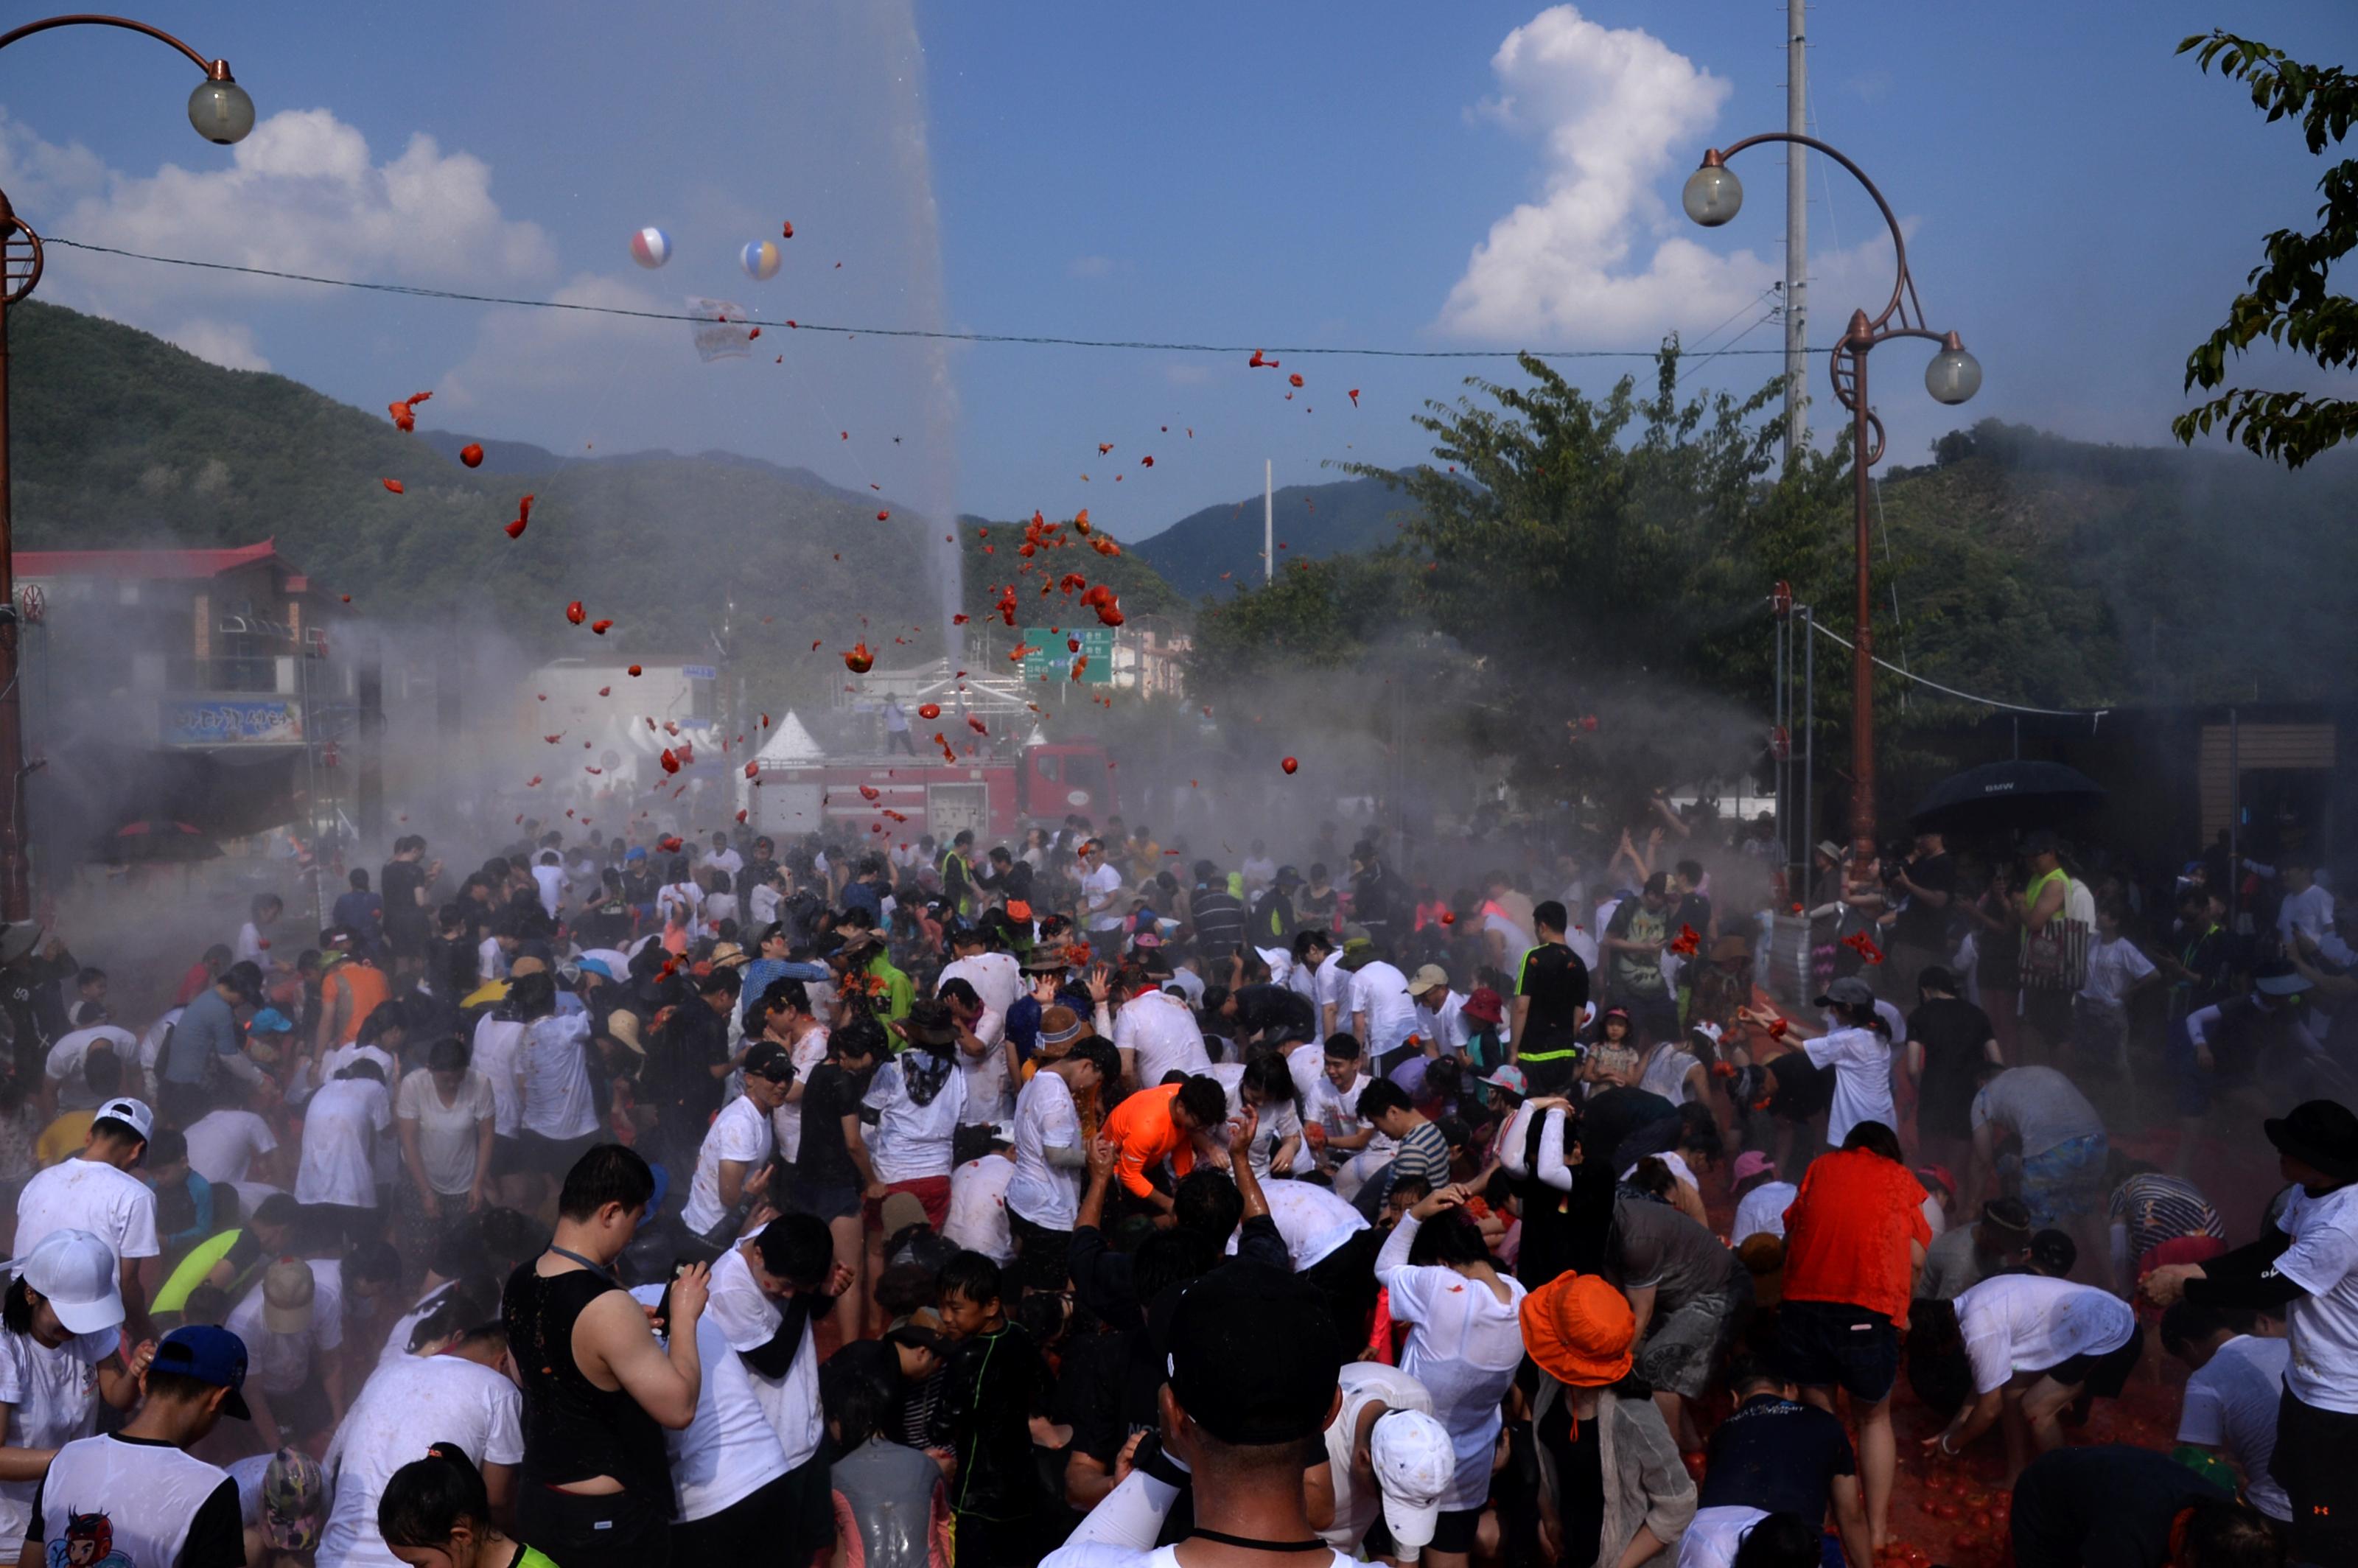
1021, 626, 1114, 685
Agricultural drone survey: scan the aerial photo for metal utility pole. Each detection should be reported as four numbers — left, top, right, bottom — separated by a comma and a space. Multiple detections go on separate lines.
1783, 0, 1808, 463
1263, 460, 1273, 582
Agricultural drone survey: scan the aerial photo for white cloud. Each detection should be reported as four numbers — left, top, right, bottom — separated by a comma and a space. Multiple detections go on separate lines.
0, 106, 553, 328
435, 273, 675, 413
164, 318, 270, 372
1438, 6, 1777, 343
1066, 254, 1114, 279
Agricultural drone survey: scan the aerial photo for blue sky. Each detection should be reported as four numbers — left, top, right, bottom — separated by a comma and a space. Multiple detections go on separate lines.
1, 0, 2353, 541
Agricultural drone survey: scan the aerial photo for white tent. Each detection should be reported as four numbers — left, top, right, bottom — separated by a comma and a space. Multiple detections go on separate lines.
752, 710, 824, 767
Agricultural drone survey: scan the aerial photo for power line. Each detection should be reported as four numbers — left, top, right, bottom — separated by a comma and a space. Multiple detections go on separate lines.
1805, 617, 2110, 724
46, 235, 1816, 363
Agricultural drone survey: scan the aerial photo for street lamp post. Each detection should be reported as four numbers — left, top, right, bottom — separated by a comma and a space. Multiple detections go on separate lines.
0, 15, 253, 920
1684, 136, 1977, 858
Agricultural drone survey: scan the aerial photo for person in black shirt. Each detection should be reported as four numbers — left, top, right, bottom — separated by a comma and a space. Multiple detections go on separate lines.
1188, 861, 1247, 959
794, 1019, 884, 1345
1514, 900, 1592, 1095
1254, 866, 1303, 945
380, 836, 436, 975
1905, 966, 2001, 1179
931, 1250, 1050, 1565
1700, 1357, 1871, 1567
2007, 1445, 2246, 1568
1224, 981, 1316, 1047
1889, 830, 1956, 1001
1349, 842, 1410, 948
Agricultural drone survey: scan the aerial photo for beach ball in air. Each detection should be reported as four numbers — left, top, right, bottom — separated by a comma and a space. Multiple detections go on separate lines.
741, 239, 781, 281
629, 228, 672, 269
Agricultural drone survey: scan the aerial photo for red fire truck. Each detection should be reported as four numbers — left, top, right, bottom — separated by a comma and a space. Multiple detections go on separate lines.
744, 736, 1117, 841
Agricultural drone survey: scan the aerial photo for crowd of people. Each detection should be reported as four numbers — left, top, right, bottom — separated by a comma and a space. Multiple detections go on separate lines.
0, 806, 2346, 1568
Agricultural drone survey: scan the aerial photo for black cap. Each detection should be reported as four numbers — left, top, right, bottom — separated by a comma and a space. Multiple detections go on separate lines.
2266, 1099, 2358, 1183
744, 1040, 795, 1082
1166, 1261, 1341, 1444
1812, 975, 1877, 1010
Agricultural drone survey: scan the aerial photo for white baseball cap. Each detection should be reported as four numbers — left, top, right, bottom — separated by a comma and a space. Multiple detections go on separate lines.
1370, 1409, 1453, 1551
13, 1228, 125, 1334
95, 1096, 153, 1143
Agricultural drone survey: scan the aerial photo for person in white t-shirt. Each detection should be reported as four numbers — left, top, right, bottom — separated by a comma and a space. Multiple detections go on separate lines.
235, 895, 282, 969
393, 1037, 497, 1225
2159, 1301, 2293, 1524
183, 1089, 281, 1189
745, 981, 830, 1168
1112, 981, 1211, 1091
1802, 978, 1899, 1150
43, 1007, 138, 1115
1004, 1037, 1118, 1296
1304, 1362, 1446, 1559
940, 929, 1024, 1124
1729, 1152, 1797, 1244
0, 1229, 150, 1549
1209, 1055, 1306, 1178
228, 1258, 346, 1451
315, 1321, 522, 1568
1923, 1270, 2141, 1480
530, 851, 567, 921
944, 1132, 1018, 1264
1077, 840, 1126, 938
295, 1062, 393, 1221
851, 1009, 968, 1229
698, 1213, 849, 1561
1347, 951, 1422, 1073
681, 1041, 793, 1245
13, 1095, 160, 1341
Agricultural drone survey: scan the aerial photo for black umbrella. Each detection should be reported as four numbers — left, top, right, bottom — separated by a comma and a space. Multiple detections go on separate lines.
1909, 760, 2105, 836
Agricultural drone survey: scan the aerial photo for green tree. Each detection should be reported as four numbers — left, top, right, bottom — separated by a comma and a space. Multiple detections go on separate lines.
2174, 31, 2358, 466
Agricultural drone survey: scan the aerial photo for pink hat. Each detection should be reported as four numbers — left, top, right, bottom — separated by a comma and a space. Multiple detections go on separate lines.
1731, 1150, 1775, 1182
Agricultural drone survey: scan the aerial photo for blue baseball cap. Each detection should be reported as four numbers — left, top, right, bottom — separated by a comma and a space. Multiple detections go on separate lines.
576, 958, 615, 981
625, 847, 648, 862
153, 1324, 251, 1419
247, 1007, 294, 1035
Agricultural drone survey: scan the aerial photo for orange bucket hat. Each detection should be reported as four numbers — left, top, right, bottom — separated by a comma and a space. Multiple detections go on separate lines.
1519, 1273, 1635, 1389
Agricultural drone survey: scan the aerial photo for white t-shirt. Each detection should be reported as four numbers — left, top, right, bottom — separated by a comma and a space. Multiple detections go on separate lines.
1415, 992, 1471, 1059
749, 883, 785, 929
184, 1107, 278, 1186
1379, 1222, 1528, 1511
1313, 952, 1351, 1034
625, 1283, 793, 1524
1348, 961, 1421, 1061
1115, 990, 1211, 1087
1732, 1180, 1798, 1243
1954, 1274, 2135, 1394
476, 935, 509, 983
683, 1096, 775, 1235
137, 1009, 181, 1099
43, 1027, 136, 1109
1005, 1070, 1084, 1231
1679, 1505, 1773, 1568
236, 921, 270, 967
0, 1325, 117, 1543
1081, 862, 1127, 932
30, 1432, 237, 1568
658, 881, 704, 930
317, 1351, 524, 1568
1803, 1026, 1898, 1149
518, 1013, 600, 1141
1318, 1362, 1435, 1553
531, 863, 567, 919
394, 1070, 497, 1197
2274, 1180, 2358, 1413
2079, 935, 2157, 1010
469, 1015, 527, 1138
378, 1280, 457, 1368
228, 1263, 344, 1396
2177, 1334, 2293, 1520
297, 1077, 393, 1208
1226, 1180, 1370, 1273
1208, 1063, 1307, 1177
767, 1027, 833, 1163
706, 1232, 824, 1469
944, 1155, 1017, 1263
13, 1157, 159, 1263
861, 1056, 965, 1184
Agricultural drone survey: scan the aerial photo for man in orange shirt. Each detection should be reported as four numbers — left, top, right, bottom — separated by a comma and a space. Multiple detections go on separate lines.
312, 928, 389, 1055
1102, 1074, 1228, 1222
1776, 1119, 1932, 1553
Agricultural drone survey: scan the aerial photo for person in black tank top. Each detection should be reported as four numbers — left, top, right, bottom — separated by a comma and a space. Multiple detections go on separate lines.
500, 1144, 711, 1568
